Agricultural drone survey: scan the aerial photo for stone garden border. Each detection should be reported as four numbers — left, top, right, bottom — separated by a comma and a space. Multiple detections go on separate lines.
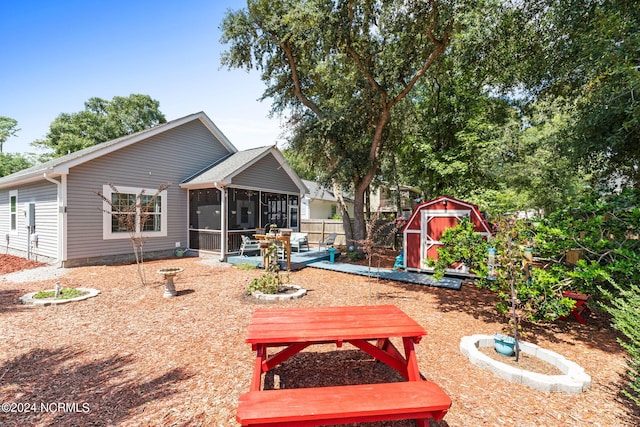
19, 288, 100, 306
460, 334, 591, 393
251, 285, 307, 302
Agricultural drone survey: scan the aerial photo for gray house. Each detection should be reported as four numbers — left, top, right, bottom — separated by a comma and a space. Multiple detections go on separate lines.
0, 112, 307, 267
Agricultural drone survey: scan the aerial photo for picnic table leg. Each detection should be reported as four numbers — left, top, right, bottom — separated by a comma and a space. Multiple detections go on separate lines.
402, 337, 422, 382
349, 339, 408, 379
251, 345, 267, 391
572, 310, 586, 324
403, 337, 430, 427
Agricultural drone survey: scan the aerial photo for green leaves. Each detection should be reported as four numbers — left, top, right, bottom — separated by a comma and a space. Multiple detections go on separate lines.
32, 94, 166, 158
429, 216, 489, 280
0, 116, 20, 153
0, 152, 34, 178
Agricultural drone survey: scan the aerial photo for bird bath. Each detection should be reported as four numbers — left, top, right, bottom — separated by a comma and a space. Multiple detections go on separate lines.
157, 267, 184, 298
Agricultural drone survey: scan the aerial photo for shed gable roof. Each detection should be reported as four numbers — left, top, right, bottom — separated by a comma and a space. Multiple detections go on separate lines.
402, 195, 492, 235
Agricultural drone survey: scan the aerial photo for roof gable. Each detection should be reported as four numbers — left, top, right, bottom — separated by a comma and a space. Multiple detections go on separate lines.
0, 112, 236, 189
402, 195, 492, 235
181, 146, 308, 194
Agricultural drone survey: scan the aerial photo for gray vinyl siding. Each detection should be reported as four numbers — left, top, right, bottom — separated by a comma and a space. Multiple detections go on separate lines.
232, 154, 300, 193
0, 191, 10, 237
65, 120, 231, 261
0, 182, 59, 259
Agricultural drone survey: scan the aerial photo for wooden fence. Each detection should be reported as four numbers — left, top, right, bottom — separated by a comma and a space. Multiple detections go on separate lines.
300, 219, 402, 249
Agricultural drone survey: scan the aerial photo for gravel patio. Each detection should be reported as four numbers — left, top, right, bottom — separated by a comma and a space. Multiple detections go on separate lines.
1, 254, 638, 426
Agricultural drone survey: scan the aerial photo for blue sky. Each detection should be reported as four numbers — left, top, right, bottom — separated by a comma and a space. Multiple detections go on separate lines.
1, 0, 284, 155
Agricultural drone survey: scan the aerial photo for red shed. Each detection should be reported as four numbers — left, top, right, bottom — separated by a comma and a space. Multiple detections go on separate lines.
401, 196, 491, 275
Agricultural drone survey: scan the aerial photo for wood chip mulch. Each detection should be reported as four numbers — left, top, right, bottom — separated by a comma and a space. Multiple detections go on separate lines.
1, 253, 639, 427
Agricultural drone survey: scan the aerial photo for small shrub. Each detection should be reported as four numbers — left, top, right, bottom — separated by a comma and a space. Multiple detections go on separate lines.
245, 240, 290, 295
34, 288, 87, 300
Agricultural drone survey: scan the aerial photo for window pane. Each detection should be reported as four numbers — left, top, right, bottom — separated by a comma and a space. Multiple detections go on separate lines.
142, 214, 161, 232
111, 213, 132, 232
141, 195, 161, 213
111, 193, 135, 211
10, 195, 17, 230
190, 188, 221, 230
228, 189, 257, 230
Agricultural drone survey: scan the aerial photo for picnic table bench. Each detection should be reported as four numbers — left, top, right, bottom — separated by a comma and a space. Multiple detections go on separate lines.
236, 305, 452, 427
562, 291, 592, 325
237, 381, 451, 426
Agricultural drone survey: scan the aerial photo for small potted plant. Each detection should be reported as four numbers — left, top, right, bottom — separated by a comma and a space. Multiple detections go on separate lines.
494, 333, 517, 356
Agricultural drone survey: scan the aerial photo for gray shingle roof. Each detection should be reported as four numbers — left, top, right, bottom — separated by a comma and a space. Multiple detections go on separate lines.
302, 179, 353, 201
0, 112, 235, 188
181, 145, 273, 185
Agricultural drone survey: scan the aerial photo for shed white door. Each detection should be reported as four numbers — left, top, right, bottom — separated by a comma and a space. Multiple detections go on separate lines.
420, 209, 470, 270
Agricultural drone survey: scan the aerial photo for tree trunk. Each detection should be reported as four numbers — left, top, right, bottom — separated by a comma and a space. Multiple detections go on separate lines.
332, 180, 355, 246
352, 184, 368, 245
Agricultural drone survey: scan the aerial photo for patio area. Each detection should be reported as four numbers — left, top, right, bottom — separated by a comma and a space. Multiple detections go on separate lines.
227, 248, 463, 289
226, 248, 332, 270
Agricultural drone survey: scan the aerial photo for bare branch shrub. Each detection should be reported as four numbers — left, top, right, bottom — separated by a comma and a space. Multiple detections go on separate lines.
96, 183, 171, 286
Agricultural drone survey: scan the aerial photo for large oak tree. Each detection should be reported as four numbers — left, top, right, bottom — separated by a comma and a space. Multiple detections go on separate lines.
221, 0, 455, 243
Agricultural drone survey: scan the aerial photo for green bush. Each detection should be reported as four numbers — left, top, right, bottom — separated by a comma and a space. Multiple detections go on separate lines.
601, 280, 640, 406
428, 217, 489, 280
431, 189, 640, 408
429, 216, 575, 324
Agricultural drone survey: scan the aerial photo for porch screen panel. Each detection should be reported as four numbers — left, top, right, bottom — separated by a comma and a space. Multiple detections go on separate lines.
189, 189, 221, 230
261, 192, 298, 229
227, 189, 258, 230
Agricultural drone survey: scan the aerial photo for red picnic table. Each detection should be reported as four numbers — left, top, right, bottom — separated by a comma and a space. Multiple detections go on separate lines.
236, 305, 452, 427
562, 291, 592, 324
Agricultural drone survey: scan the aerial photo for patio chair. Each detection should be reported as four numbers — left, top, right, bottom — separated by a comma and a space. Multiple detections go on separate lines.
318, 232, 337, 250
290, 232, 309, 252
240, 235, 260, 256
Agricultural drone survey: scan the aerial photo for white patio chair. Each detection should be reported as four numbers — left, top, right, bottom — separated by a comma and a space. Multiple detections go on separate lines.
318, 232, 337, 250
240, 235, 260, 256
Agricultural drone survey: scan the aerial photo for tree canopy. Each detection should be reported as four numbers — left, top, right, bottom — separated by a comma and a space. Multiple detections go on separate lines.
0, 116, 20, 153
221, 0, 456, 242
0, 152, 34, 178
32, 94, 166, 159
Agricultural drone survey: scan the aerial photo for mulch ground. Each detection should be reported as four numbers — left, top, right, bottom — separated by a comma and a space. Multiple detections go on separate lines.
1, 253, 639, 427
0, 255, 45, 275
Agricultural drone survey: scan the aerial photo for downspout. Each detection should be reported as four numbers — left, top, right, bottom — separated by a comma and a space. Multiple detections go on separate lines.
43, 172, 67, 266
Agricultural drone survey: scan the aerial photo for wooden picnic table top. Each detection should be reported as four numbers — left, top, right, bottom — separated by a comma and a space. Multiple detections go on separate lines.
246, 305, 427, 345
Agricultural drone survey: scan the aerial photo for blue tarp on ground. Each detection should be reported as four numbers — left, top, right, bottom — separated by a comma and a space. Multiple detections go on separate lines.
307, 261, 462, 290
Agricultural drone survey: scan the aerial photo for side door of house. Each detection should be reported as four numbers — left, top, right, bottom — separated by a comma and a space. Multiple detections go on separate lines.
420, 209, 470, 270
288, 197, 299, 231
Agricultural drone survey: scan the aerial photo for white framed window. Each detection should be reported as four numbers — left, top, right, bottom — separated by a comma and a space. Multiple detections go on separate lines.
102, 185, 167, 240
9, 190, 18, 233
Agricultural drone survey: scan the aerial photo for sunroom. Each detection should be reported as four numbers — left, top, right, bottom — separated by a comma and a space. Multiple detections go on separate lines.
180, 146, 307, 259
